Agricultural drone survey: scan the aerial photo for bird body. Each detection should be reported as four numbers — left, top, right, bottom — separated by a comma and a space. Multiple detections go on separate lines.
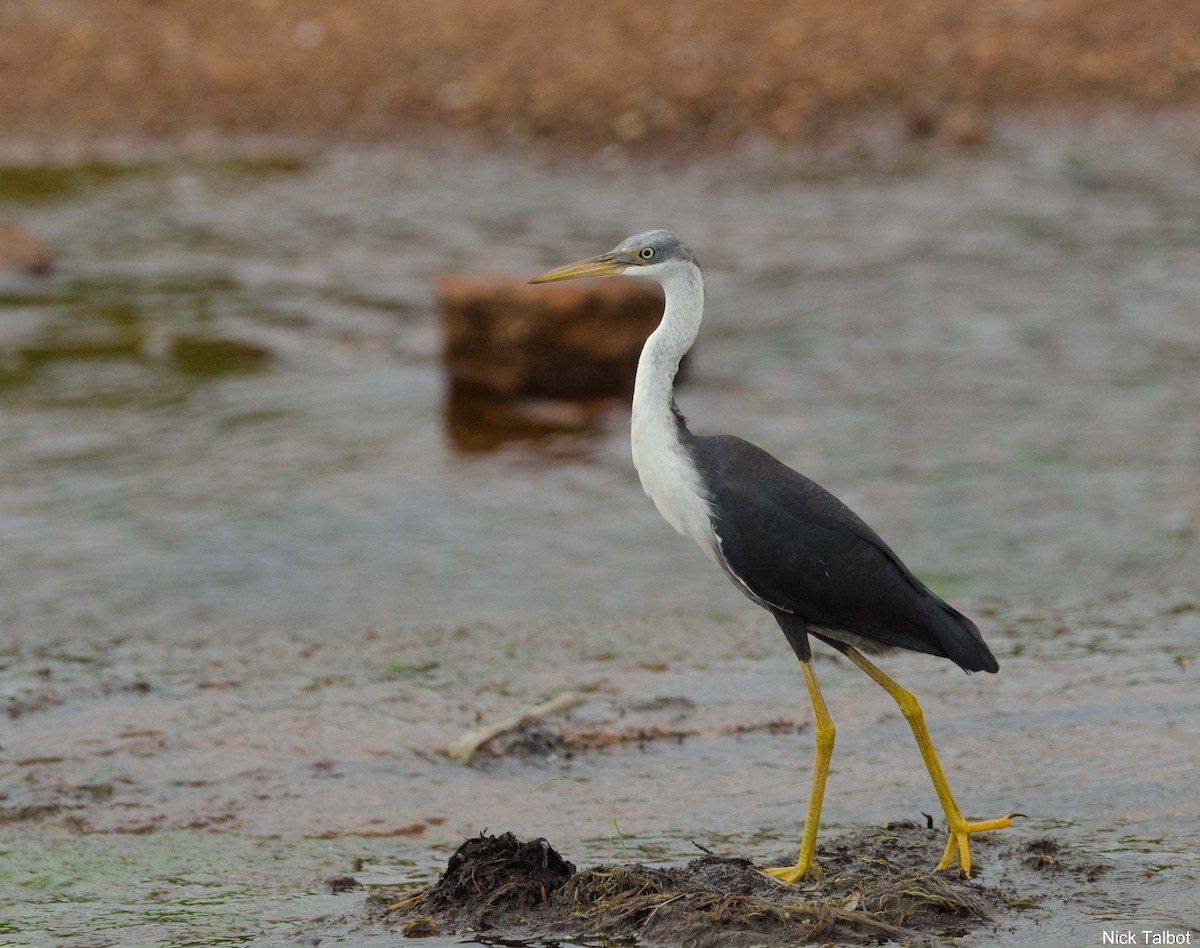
614, 230, 995, 674
531, 229, 1014, 880
693, 432, 998, 672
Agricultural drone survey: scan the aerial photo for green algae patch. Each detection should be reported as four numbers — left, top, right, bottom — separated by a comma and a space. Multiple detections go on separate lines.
0, 163, 157, 202
169, 335, 272, 376
0, 831, 393, 946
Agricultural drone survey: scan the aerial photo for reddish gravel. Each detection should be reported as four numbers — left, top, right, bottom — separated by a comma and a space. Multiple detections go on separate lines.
0, 0, 1198, 149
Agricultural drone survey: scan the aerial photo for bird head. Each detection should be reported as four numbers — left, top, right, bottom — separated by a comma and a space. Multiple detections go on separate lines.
529, 230, 699, 285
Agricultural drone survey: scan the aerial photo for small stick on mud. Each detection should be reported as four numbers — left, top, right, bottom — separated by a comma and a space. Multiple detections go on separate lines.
444, 692, 584, 765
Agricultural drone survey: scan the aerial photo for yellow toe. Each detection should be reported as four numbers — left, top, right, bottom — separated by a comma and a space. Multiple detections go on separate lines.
935, 814, 1017, 875
763, 864, 808, 885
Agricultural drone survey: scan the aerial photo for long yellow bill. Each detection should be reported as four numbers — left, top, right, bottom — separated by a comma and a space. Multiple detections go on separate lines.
529, 254, 625, 284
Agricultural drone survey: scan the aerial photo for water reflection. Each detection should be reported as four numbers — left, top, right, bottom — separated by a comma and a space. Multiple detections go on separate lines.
443, 385, 611, 454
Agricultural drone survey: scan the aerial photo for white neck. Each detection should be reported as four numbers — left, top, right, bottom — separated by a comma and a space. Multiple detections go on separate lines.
630, 263, 718, 559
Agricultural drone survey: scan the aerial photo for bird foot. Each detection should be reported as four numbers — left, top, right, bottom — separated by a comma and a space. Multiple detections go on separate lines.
936, 812, 1024, 876
762, 863, 809, 885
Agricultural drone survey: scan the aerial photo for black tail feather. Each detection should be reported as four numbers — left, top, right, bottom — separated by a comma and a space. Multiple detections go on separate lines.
931, 601, 998, 674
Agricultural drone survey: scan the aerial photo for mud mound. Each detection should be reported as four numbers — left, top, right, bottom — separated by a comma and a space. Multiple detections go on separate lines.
409, 831, 575, 928
379, 822, 1021, 945
555, 852, 992, 946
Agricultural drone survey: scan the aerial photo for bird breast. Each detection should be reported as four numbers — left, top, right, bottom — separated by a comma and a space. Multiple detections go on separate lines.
631, 413, 720, 564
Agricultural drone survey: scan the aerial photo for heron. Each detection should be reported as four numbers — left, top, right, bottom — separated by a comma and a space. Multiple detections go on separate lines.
530, 230, 1015, 882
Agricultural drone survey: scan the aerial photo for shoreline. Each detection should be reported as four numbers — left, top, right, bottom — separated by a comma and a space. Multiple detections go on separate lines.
0, 105, 1198, 166
2, 2, 1198, 150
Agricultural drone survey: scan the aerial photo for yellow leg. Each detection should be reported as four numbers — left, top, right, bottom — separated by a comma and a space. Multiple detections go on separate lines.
764, 659, 835, 884
842, 647, 1014, 876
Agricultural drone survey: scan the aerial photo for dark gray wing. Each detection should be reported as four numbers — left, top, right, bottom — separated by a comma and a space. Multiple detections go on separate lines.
691, 434, 997, 673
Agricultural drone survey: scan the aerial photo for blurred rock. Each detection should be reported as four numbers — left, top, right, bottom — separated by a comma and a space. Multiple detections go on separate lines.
902, 99, 941, 140
942, 107, 991, 148
439, 276, 667, 399
0, 221, 53, 275
903, 102, 991, 148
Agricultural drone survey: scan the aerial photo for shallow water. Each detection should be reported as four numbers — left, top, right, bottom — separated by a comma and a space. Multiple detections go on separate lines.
1, 121, 1198, 644
1, 119, 1199, 945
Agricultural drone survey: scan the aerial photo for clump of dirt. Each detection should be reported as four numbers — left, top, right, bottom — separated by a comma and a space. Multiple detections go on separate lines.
382, 831, 575, 935
1021, 836, 1109, 883
721, 719, 803, 736
491, 722, 698, 760
1023, 836, 1067, 870
378, 822, 1027, 946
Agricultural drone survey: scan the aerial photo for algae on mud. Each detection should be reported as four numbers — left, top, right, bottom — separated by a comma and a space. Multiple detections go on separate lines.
0, 831, 427, 947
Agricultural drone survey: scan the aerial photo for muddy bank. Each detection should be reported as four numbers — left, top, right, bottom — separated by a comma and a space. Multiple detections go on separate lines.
0, 1, 1198, 150
376, 825, 1105, 945
2, 592, 1197, 944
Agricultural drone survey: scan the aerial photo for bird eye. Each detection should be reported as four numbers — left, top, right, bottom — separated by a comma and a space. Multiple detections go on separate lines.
640, 247, 655, 260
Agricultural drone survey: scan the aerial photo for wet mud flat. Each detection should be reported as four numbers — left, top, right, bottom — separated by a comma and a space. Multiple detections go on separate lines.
3, 592, 1197, 945
377, 825, 1104, 946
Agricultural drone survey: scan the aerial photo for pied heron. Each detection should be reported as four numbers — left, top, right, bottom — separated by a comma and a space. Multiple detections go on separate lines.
531, 230, 1015, 882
